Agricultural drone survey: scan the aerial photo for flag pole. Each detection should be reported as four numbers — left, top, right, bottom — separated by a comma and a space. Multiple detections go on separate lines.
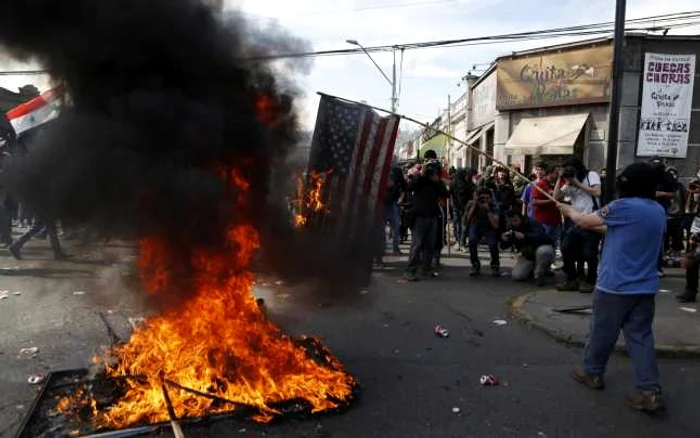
317, 92, 560, 205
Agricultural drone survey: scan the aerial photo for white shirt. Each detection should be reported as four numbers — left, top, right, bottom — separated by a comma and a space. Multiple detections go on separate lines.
561, 171, 601, 214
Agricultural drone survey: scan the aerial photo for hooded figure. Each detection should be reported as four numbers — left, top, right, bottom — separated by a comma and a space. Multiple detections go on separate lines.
559, 162, 666, 413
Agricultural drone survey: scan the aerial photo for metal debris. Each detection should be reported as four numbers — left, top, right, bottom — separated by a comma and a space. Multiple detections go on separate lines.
73, 291, 87, 296
492, 319, 508, 326
451, 407, 461, 414
680, 307, 698, 313
127, 317, 147, 329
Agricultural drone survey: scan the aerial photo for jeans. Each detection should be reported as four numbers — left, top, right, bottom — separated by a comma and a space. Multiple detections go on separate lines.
406, 216, 438, 274
684, 250, 700, 299
452, 208, 465, 247
0, 204, 12, 245
512, 245, 555, 280
468, 224, 499, 268
584, 290, 660, 391
11, 219, 63, 258
665, 217, 684, 253
562, 226, 601, 283
542, 224, 562, 250
382, 202, 401, 252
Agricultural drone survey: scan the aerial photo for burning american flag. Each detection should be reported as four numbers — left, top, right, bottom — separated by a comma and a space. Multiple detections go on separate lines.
302, 95, 400, 238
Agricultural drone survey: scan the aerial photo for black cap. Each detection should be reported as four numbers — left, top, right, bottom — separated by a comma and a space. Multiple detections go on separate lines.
617, 162, 657, 199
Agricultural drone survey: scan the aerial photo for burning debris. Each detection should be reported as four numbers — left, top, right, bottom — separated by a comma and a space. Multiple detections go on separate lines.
294, 171, 331, 227
0, 0, 358, 435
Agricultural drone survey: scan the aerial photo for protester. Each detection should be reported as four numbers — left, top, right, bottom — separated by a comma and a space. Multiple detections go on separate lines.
512, 164, 527, 197
9, 217, 65, 260
680, 215, 700, 303
501, 210, 554, 286
554, 157, 602, 293
663, 166, 685, 261
520, 173, 537, 221
531, 161, 562, 246
493, 167, 517, 214
403, 160, 448, 282
450, 168, 475, 252
559, 162, 665, 413
463, 187, 500, 277
383, 165, 406, 255
651, 157, 677, 277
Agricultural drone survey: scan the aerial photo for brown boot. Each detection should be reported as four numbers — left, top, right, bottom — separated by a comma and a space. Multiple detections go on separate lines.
626, 389, 664, 412
572, 364, 604, 390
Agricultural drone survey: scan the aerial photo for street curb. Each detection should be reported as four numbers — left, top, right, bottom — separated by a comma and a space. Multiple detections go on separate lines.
507, 292, 700, 360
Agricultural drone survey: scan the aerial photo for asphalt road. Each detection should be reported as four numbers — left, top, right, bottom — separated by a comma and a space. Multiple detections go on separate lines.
1, 245, 699, 438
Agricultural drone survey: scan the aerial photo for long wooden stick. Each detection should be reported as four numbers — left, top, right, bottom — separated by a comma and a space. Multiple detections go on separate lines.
317, 92, 561, 205
159, 373, 186, 438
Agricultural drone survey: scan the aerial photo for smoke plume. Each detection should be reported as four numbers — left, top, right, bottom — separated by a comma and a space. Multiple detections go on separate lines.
0, 0, 340, 304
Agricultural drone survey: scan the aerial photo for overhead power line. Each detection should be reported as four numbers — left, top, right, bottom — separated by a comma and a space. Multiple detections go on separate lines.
249, 10, 700, 60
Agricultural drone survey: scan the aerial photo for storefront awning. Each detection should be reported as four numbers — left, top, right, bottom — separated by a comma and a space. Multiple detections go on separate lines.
505, 113, 589, 156
455, 122, 495, 151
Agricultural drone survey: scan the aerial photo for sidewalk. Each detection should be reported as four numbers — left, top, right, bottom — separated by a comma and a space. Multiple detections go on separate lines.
509, 269, 700, 357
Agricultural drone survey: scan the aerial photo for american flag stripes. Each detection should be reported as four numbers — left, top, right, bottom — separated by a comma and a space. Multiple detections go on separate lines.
307, 95, 400, 238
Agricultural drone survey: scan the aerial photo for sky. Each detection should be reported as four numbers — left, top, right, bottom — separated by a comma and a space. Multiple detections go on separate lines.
232, 0, 700, 131
0, 0, 698, 132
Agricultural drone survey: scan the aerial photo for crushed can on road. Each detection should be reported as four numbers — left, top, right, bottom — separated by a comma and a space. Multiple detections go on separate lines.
434, 325, 450, 338
480, 374, 499, 386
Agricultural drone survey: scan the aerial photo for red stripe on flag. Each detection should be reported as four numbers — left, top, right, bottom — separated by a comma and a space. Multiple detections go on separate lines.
361, 118, 387, 199
374, 117, 400, 220
6, 86, 63, 120
341, 110, 375, 236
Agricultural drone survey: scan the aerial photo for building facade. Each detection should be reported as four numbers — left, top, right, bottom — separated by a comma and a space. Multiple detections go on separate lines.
482, 34, 700, 177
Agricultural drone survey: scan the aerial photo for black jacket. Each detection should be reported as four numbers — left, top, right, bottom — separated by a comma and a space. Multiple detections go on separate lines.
500, 218, 553, 260
450, 169, 475, 212
409, 175, 448, 217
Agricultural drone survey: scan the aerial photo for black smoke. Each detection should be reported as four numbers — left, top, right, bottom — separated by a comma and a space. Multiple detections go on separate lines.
0, 0, 327, 303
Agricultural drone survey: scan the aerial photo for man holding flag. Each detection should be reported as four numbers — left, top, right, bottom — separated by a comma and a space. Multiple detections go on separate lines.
4, 86, 66, 260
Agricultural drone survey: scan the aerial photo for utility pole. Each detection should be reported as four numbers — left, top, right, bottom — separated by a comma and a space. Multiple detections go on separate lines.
346, 39, 398, 112
604, 0, 627, 204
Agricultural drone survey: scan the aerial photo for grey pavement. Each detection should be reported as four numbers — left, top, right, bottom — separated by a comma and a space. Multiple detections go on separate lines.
1, 240, 700, 438
510, 273, 700, 357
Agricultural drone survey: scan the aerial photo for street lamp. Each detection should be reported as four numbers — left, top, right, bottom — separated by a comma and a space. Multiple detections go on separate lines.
346, 39, 398, 112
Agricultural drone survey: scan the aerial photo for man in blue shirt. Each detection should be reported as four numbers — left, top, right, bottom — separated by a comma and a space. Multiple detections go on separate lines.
558, 162, 666, 412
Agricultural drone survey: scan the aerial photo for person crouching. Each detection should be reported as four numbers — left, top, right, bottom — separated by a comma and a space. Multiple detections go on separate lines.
501, 211, 555, 287
463, 188, 501, 277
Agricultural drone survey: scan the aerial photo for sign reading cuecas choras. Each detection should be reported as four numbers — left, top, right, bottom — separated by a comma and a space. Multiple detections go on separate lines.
497, 43, 613, 110
637, 53, 696, 158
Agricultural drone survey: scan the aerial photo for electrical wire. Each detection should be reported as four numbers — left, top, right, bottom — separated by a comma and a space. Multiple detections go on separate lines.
248, 10, 700, 60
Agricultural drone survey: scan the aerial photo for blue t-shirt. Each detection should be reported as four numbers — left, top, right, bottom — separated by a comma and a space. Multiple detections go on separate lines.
596, 197, 666, 295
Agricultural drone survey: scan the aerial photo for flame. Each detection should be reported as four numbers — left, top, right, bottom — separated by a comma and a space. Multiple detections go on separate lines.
294, 171, 330, 228
65, 166, 356, 429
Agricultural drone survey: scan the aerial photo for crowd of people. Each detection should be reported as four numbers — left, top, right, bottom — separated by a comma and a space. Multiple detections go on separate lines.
379, 149, 700, 305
